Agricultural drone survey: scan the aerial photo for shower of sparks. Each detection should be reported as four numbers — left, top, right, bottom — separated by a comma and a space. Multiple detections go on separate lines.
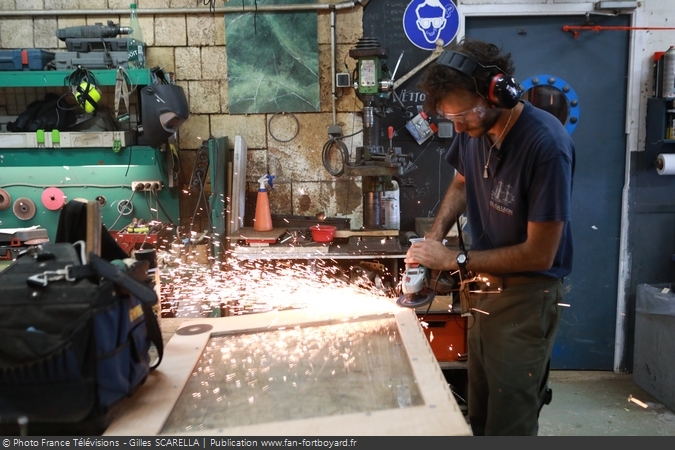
158, 248, 396, 318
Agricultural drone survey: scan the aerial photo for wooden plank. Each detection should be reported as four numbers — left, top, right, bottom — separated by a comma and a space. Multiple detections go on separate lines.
85, 201, 101, 260
334, 229, 399, 238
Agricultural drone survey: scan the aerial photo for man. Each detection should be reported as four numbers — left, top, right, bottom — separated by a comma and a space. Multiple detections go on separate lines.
405, 38, 575, 435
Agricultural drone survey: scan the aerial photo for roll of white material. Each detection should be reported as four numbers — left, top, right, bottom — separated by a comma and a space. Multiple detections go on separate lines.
656, 153, 675, 175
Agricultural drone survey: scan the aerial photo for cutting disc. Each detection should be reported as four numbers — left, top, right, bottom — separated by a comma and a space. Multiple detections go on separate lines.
41, 187, 67, 211
396, 288, 435, 308
13, 197, 37, 221
0, 188, 10, 211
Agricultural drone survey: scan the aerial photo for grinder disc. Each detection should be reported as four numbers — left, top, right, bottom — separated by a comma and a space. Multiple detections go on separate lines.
0, 188, 10, 211
397, 288, 435, 308
41, 187, 67, 211
13, 197, 37, 221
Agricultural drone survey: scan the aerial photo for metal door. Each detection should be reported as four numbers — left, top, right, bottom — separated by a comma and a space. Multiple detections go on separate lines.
466, 15, 630, 369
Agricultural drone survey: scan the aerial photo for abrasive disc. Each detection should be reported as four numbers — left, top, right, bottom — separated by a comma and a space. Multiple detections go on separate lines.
41, 187, 67, 211
396, 288, 435, 308
13, 197, 37, 221
0, 188, 11, 211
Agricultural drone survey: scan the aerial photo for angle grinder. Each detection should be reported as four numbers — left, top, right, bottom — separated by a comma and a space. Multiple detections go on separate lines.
397, 264, 435, 308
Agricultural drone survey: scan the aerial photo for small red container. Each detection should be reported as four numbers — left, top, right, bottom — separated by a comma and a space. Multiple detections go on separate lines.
309, 225, 336, 243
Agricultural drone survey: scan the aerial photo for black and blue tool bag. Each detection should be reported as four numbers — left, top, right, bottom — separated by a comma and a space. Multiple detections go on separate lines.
0, 242, 163, 435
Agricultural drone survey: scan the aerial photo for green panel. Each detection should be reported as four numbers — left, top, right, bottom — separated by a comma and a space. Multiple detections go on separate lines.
0, 69, 152, 88
208, 136, 229, 260
0, 146, 179, 241
225, 0, 319, 113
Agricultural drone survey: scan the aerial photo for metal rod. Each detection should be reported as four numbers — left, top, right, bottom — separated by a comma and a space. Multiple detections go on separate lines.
563, 25, 675, 32
393, 39, 445, 91
0, 1, 361, 17
330, 7, 337, 124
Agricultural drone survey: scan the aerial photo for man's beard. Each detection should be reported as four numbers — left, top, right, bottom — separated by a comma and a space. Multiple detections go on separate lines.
477, 107, 503, 137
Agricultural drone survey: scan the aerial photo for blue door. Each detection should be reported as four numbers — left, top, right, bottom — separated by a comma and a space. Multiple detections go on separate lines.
466, 15, 630, 369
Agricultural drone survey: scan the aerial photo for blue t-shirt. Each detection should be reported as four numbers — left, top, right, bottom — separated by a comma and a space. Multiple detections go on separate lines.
445, 101, 575, 279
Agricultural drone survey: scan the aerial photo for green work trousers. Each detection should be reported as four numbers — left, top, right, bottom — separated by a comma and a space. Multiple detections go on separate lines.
465, 277, 563, 436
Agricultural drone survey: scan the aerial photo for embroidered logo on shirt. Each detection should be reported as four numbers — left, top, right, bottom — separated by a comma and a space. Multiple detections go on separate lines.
490, 180, 514, 216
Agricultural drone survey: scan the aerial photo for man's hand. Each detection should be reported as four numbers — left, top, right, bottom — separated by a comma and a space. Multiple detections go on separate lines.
404, 239, 456, 272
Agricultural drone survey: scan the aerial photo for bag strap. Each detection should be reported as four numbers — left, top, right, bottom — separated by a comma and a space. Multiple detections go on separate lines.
88, 252, 164, 370
89, 252, 156, 305
141, 300, 164, 370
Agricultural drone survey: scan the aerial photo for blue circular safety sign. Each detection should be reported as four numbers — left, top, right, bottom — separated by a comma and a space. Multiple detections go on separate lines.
403, 0, 460, 51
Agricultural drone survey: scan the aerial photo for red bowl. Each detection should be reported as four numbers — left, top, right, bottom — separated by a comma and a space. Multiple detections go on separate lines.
309, 225, 336, 243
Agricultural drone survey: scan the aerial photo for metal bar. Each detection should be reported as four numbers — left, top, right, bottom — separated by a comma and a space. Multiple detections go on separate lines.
563, 25, 675, 39
0, 1, 360, 17
563, 25, 675, 32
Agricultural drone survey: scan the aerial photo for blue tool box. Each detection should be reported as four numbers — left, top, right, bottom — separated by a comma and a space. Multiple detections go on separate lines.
0, 49, 55, 71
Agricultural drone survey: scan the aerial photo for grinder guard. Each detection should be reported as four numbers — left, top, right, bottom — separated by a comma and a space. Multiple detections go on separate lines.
139, 84, 189, 148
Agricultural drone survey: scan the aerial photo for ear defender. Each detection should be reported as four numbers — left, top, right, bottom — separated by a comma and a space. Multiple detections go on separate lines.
487, 72, 521, 109
74, 81, 102, 114
436, 50, 522, 109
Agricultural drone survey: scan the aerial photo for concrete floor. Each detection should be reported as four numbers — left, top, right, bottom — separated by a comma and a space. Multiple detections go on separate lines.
539, 371, 675, 436
160, 319, 675, 436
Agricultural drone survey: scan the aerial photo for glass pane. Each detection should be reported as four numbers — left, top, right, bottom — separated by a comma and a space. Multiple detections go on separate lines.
161, 316, 424, 434
523, 85, 569, 126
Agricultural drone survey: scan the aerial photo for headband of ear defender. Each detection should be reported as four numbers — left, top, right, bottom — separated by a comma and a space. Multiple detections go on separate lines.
436, 50, 522, 109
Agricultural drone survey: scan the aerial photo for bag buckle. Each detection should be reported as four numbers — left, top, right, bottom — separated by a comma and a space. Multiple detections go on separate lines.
27, 265, 76, 287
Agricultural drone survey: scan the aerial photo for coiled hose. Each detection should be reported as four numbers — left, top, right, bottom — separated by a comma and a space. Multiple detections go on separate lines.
321, 137, 349, 177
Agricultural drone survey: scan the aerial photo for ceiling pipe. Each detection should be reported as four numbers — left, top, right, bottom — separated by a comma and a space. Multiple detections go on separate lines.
0, 1, 363, 17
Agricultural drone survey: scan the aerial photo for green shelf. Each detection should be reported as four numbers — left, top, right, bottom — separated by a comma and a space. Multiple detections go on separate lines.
0, 69, 152, 88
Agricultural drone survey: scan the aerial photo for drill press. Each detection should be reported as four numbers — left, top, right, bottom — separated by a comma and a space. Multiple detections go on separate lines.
346, 37, 410, 230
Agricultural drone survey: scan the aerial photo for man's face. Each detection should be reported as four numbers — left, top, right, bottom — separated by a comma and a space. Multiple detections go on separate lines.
436, 91, 498, 138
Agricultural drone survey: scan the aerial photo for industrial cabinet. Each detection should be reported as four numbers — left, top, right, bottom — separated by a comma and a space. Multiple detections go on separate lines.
645, 97, 675, 170
0, 69, 179, 242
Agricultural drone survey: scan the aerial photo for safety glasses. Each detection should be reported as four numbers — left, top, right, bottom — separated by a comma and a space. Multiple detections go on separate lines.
436, 104, 486, 124
418, 18, 446, 29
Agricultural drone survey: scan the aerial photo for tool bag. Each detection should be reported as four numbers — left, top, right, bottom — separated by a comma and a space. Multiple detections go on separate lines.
0, 242, 163, 436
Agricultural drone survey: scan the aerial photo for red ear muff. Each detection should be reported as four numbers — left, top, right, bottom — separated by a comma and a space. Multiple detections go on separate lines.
488, 73, 521, 109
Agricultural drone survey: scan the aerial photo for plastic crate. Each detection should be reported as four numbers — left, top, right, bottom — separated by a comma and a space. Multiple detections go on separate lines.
0, 49, 55, 71
53, 51, 128, 70
24, 49, 55, 70
0, 49, 22, 71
